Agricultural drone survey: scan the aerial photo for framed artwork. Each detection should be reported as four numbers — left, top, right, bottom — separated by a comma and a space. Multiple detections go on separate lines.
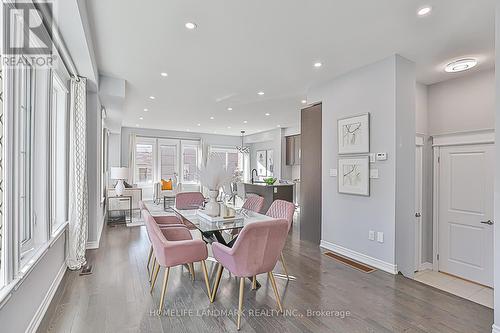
337, 113, 370, 154
256, 150, 267, 176
266, 149, 274, 176
338, 156, 370, 196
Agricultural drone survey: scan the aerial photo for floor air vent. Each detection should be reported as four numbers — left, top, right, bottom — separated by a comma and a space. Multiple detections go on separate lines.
80, 264, 93, 276
324, 252, 376, 273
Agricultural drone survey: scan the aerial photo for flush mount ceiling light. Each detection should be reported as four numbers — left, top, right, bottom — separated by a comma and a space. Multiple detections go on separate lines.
313, 62, 322, 68
160, 72, 168, 77
417, 6, 432, 16
445, 58, 478, 73
257, 91, 265, 95
149, 96, 155, 100
185, 22, 197, 30
301, 100, 307, 104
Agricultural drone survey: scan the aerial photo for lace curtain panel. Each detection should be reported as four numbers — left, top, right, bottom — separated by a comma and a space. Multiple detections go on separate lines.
67, 77, 89, 270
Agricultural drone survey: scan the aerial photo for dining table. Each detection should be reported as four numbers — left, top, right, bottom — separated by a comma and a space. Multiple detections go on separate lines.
171, 206, 277, 289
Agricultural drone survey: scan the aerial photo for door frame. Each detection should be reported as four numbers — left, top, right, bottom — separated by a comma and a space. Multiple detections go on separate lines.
432, 129, 495, 272
414, 136, 424, 271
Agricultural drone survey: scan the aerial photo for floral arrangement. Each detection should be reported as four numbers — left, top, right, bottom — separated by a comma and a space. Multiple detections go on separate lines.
199, 153, 236, 191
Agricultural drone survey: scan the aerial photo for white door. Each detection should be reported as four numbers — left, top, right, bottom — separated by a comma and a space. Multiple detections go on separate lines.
414, 145, 423, 271
438, 144, 494, 287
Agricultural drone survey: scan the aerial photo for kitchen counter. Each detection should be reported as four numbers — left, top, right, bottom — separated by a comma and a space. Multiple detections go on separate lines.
243, 182, 294, 213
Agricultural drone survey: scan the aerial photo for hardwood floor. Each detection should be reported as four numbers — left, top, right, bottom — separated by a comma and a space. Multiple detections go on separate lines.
38, 222, 493, 333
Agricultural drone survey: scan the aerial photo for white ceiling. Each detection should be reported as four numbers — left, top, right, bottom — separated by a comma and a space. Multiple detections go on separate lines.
87, 0, 496, 136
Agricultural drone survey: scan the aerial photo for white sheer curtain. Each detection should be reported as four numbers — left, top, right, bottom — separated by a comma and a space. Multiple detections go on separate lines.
128, 133, 136, 184
67, 77, 89, 270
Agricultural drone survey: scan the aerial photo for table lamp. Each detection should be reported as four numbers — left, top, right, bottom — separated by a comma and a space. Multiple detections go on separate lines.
110, 167, 129, 196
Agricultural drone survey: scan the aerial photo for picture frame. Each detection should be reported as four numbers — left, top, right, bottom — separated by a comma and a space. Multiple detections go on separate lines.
337, 113, 370, 154
338, 156, 370, 196
256, 150, 267, 176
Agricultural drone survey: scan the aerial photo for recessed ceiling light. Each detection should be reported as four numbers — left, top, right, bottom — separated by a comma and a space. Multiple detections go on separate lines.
243, 120, 248, 124
197, 123, 201, 126
445, 58, 478, 73
227, 126, 231, 129
313, 62, 322, 68
301, 100, 307, 104
277, 125, 281, 128
160, 72, 168, 77
139, 116, 144, 120
265, 113, 270, 116
210, 116, 215, 120
417, 6, 432, 16
227, 107, 233, 111
143, 108, 148, 112
185, 22, 197, 30
149, 96, 155, 100
258, 91, 265, 95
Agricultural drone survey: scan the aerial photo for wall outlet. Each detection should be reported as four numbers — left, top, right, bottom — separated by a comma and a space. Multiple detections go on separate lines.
376, 152, 388, 161
369, 153, 376, 163
329, 168, 337, 177
368, 230, 375, 241
377, 232, 384, 243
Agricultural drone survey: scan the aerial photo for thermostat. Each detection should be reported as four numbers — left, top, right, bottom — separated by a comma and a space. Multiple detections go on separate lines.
376, 152, 388, 161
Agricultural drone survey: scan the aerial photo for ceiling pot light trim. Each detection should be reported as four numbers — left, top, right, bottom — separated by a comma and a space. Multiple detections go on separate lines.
185, 22, 197, 30
417, 6, 432, 16
444, 58, 478, 73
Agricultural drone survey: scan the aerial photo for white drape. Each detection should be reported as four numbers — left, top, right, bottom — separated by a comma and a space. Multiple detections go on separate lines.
67, 77, 89, 270
128, 133, 136, 184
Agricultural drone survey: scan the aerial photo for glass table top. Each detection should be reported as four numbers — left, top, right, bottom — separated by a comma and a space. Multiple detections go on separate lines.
171, 207, 275, 233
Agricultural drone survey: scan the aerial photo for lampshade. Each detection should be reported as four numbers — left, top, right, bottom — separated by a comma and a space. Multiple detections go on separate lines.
110, 167, 129, 180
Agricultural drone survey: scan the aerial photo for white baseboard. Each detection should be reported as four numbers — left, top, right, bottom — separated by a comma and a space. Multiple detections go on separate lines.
86, 240, 100, 250
491, 324, 500, 333
25, 262, 67, 333
419, 262, 433, 271
320, 240, 398, 274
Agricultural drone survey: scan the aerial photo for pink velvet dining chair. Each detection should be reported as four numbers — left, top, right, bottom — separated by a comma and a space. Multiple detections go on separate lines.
211, 219, 289, 330
175, 192, 205, 210
145, 211, 211, 312
241, 195, 265, 213
266, 200, 296, 280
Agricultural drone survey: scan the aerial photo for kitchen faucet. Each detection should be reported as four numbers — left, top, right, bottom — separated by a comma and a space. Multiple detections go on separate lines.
251, 168, 258, 184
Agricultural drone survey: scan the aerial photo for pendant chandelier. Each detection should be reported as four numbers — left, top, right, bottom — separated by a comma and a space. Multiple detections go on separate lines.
236, 130, 250, 154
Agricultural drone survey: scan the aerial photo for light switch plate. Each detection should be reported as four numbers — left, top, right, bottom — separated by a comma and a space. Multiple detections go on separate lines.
369, 153, 376, 163
368, 230, 375, 241
376, 152, 388, 161
329, 168, 337, 177
370, 169, 379, 179
377, 232, 384, 243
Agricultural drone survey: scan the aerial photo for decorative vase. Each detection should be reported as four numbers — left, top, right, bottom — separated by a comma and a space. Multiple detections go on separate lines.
205, 190, 220, 217
115, 179, 125, 196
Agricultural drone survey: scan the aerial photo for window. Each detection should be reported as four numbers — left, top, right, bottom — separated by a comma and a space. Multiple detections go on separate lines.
209, 146, 243, 176
159, 142, 178, 180
181, 144, 199, 183
135, 141, 154, 184
50, 73, 68, 233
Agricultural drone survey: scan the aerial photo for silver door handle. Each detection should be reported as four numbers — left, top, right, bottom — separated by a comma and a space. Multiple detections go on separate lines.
480, 220, 494, 225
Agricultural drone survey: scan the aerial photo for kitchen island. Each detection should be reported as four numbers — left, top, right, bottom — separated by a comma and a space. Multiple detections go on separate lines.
243, 182, 294, 213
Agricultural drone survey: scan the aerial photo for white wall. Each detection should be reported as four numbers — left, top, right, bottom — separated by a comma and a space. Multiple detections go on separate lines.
309, 55, 415, 274
416, 83, 428, 135
428, 69, 495, 136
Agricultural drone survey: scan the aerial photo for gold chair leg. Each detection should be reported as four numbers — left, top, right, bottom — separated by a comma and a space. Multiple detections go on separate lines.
201, 260, 211, 300
150, 263, 160, 293
158, 267, 170, 312
237, 277, 245, 330
149, 256, 156, 282
146, 245, 153, 275
268, 272, 283, 312
252, 275, 257, 290
280, 252, 290, 280
210, 264, 224, 303
188, 263, 195, 281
